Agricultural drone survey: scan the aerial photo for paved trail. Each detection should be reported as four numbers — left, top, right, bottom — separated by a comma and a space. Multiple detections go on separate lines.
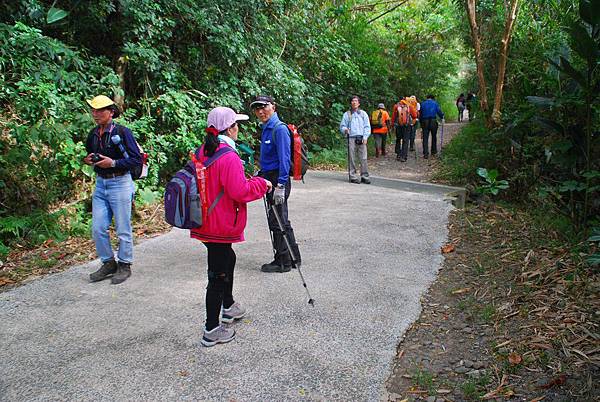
0, 171, 455, 401
369, 122, 464, 182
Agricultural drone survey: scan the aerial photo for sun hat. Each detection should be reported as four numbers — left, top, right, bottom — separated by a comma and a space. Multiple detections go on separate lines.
86, 95, 120, 117
207, 107, 249, 132
378, 103, 385, 109
249, 95, 274, 108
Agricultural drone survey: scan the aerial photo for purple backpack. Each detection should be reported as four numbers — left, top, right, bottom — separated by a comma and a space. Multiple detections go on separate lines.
164, 147, 234, 229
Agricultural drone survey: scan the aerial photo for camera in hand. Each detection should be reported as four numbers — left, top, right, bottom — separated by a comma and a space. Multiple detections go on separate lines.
91, 153, 102, 163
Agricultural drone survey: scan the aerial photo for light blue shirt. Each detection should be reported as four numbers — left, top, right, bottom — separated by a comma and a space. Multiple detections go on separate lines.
339, 109, 371, 140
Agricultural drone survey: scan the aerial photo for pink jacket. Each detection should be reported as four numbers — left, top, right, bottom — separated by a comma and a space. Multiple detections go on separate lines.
191, 143, 268, 243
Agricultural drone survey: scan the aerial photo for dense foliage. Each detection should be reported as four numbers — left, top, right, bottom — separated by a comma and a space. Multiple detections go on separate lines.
2, 0, 596, 257
440, 0, 599, 232
0, 0, 466, 254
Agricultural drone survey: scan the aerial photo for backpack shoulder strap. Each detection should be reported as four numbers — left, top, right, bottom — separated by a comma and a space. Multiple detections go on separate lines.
196, 146, 235, 167
272, 121, 290, 143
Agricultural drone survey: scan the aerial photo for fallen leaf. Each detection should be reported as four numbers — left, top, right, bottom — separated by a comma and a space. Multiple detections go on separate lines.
452, 287, 470, 295
538, 374, 566, 389
441, 243, 455, 254
177, 370, 189, 377
436, 389, 451, 394
508, 352, 522, 365
0, 277, 15, 286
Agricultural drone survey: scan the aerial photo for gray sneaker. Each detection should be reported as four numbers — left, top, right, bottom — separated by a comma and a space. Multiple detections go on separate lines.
221, 302, 246, 323
201, 325, 235, 347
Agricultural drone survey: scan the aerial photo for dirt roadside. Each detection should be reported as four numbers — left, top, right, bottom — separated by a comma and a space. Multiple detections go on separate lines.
375, 124, 599, 401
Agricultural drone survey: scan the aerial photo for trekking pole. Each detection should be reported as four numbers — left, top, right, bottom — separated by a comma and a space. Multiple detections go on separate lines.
270, 204, 315, 307
440, 121, 445, 155
413, 124, 418, 161
262, 195, 277, 261
346, 133, 351, 183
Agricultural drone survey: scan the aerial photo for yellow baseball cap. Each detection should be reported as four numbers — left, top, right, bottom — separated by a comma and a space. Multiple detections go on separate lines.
86, 95, 115, 109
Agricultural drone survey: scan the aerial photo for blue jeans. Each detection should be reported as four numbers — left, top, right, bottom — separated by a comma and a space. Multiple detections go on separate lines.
92, 174, 135, 264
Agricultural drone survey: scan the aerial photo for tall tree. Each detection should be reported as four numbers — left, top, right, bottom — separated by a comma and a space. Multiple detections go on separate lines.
464, 0, 521, 127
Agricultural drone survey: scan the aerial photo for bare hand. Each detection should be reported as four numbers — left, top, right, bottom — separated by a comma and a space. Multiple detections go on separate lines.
264, 179, 273, 192
83, 153, 94, 166
94, 154, 114, 169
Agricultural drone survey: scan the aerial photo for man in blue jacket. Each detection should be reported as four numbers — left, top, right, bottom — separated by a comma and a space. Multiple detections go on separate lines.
252, 95, 301, 273
420, 94, 445, 159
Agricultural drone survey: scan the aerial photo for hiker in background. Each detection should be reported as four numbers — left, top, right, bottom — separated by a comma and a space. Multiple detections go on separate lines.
191, 107, 271, 347
84, 95, 141, 285
406, 96, 419, 152
392, 98, 417, 162
456, 93, 466, 122
251, 95, 302, 273
370, 103, 391, 157
420, 94, 445, 159
340, 95, 371, 184
466, 91, 476, 121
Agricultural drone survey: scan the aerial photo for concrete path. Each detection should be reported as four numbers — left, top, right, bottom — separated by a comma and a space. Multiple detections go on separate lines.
0, 171, 453, 401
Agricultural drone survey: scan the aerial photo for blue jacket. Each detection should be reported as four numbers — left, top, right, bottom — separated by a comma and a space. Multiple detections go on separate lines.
259, 113, 291, 185
85, 121, 142, 176
339, 109, 371, 139
420, 99, 444, 120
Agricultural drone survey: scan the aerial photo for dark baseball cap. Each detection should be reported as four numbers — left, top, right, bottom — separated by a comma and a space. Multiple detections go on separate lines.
250, 95, 274, 108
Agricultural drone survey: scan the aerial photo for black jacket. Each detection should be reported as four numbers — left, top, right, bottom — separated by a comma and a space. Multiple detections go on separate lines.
85, 122, 142, 176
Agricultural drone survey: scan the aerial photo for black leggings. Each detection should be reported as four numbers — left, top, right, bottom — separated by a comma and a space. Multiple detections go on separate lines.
203, 242, 236, 331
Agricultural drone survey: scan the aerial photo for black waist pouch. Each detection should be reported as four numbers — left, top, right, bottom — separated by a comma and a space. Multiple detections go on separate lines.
355, 138, 363, 145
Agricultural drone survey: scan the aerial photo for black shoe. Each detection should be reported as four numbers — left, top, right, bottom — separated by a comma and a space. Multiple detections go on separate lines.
361, 177, 371, 184
396, 155, 401, 161
423, 154, 429, 159
90, 259, 117, 282
261, 262, 291, 273
409, 147, 415, 152
111, 262, 131, 284
400, 158, 407, 162
350, 178, 360, 184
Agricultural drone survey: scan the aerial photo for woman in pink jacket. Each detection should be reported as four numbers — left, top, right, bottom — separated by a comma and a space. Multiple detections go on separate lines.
191, 107, 271, 347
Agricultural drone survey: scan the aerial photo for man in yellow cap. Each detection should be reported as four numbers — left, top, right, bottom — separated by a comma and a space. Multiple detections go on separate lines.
84, 95, 142, 284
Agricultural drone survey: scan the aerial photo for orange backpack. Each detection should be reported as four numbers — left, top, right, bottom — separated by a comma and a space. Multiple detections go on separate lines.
397, 105, 412, 126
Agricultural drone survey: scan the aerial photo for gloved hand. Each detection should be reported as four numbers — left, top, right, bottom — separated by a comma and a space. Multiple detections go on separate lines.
273, 184, 285, 205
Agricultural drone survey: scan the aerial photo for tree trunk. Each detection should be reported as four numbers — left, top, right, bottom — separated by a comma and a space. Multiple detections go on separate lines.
491, 0, 520, 126
113, 56, 128, 111
465, 0, 489, 117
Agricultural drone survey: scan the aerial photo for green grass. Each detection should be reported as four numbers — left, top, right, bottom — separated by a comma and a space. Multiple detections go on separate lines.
433, 120, 498, 185
412, 367, 435, 393
460, 373, 491, 400
310, 145, 348, 168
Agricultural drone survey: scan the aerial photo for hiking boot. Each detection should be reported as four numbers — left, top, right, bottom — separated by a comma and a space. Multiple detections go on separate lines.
201, 325, 235, 347
89, 259, 117, 282
350, 178, 360, 184
221, 302, 246, 323
261, 262, 291, 273
423, 154, 429, 159
409, 147, 415, 152
361, 176, 371, 184
111, 262, 131, 285
396, 155, 402, 161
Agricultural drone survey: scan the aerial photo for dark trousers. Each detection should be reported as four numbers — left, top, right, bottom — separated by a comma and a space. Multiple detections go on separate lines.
421, 118, 439, 156
409, 124, 416, 150
203, 242, 236, 330
261, 170, 301, 266
395, 125, 411, 159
